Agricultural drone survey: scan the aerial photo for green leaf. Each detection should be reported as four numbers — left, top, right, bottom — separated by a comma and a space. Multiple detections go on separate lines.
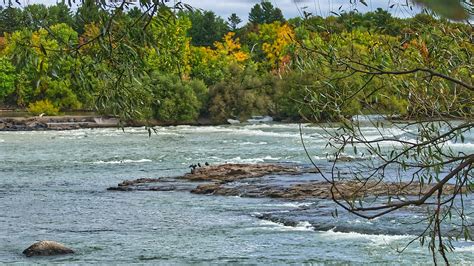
411, 0, 472, 20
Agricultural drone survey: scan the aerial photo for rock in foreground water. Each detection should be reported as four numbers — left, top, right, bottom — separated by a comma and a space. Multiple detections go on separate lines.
23, 241, 74, 257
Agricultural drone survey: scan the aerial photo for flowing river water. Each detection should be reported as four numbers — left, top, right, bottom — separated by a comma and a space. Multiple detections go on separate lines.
0, 123, 473, 264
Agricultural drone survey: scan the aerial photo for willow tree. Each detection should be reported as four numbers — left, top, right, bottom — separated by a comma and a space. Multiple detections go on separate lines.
294, 2, 473, 264
2, 0, 471, 263
1, 0, 193, 121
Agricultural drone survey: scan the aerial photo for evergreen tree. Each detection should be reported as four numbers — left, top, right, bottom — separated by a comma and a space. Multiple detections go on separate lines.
0, 6, 24, 35
185, 10, 229, 47
261, 1, 284, 23
249, 1, 284, 25
48, 3, 74, 28
227, 13, 242, 31
248, 3, 264, 24
23, 4, 49, 30
74, 0, 102, 33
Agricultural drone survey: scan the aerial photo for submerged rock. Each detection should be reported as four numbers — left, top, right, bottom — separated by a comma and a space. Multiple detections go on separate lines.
23, 240, 74, 257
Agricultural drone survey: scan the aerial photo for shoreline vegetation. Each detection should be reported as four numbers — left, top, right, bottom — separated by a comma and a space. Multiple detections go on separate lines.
1, 112, 471, 131
0, 3, 472, 124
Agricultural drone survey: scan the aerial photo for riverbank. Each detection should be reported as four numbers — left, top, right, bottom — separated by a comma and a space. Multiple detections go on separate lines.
0, 115, 220, 131
0, 116, 119, 131
2, 111, 469, 132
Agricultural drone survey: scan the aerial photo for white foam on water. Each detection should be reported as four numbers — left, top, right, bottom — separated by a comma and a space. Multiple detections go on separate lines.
454, 245, 474, 253
258, 220, 315, 231
347, 219, 373, 225
242, 124, 302, 129
319, 229, 412, 246
92, 159, 152, 164
228, 128, 301, 138
226, 156, 282, 163
444, 141, 474, 149
322, 153, 378, 161
260, 202, 312, 209
312, 155, 326, 160
155, 132, 182, 137
163, 125, 302, 138
240, 141, 268, 146
278, 202, 312, 208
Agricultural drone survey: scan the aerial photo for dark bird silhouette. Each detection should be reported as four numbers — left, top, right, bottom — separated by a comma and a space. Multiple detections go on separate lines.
198, 163, 202, 168
189, 164, 197, 174
205, 162, 209, 166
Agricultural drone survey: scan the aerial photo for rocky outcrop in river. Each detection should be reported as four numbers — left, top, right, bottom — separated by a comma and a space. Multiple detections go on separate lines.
108, 163, 462, 200
23, 240, 74, 257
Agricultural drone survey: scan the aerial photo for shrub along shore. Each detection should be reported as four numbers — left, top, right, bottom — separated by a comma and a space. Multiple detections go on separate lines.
0, 3, 472, 124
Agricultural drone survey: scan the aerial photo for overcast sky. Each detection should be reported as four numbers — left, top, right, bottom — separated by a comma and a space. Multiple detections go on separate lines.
181, 0, 420, 22
11, 0, 422, 22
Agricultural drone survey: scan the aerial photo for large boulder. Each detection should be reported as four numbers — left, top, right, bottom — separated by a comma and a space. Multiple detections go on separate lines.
23, 240, 74, 257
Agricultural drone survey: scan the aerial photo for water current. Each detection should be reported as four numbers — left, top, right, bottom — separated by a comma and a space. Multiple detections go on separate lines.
0, 123, 473, 264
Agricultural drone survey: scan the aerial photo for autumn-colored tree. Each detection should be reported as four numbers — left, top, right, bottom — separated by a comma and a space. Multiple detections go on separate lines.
254, 22, 295, 72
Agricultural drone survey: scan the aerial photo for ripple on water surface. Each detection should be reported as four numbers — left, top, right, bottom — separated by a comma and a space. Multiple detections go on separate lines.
0, 124, 473, 264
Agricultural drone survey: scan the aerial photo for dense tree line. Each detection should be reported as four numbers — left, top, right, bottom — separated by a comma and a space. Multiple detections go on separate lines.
0, 1, 471, 122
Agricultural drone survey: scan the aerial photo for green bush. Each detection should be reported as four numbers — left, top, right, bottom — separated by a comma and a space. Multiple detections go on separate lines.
45, 79, 82, 110
0, 57, 16, 102
27, 99, 60, 116
208, 64, 274, 123
147, 73, 206, 123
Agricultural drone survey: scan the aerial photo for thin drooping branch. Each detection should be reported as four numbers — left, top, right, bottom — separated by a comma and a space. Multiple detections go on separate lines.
332, 155, 473, 219
297, 40, 473, 92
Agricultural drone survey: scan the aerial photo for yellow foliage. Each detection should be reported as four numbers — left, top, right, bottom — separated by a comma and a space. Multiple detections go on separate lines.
214, 32, 249, 62
80, 23, 101, 53
234, 51, 249, 62
27, 99, 60, 116
259, 22, 295, 70
0, 37, 5, 52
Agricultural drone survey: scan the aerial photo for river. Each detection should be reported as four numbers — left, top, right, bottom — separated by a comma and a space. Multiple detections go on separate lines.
0, 123, 473, 264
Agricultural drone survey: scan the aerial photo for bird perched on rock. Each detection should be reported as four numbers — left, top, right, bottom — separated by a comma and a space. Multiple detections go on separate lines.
189, 164, 197, 174
198, 163, 202, 168
205, 162, 210, 166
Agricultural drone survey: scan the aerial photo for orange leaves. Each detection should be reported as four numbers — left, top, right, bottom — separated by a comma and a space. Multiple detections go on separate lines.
419, 42, 429, 61
403, 39, 430, 62
234, 51, 249, 62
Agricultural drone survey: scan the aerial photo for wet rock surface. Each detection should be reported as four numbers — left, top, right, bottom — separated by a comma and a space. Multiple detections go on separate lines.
0, 116, 118, 131
106, 163, 473, 237
23, 240, 74, 257
108, 163, 461, 200
108, 164, 311, 192
182, 163, 305, 182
